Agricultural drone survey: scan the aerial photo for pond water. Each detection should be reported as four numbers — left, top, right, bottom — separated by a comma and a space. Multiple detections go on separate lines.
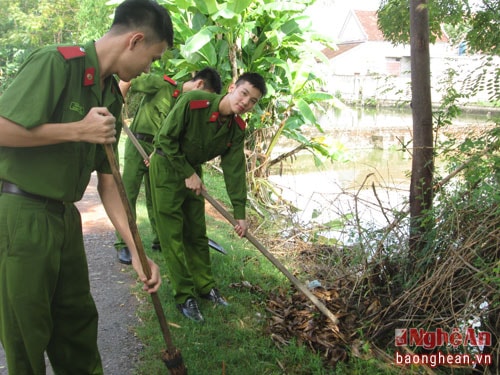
268, 148, 411, 233
268, 107, 494, 235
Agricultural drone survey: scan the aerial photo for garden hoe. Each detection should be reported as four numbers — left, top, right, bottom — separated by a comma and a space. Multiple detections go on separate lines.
201, 190, 340, 327
104, 144, 187, 375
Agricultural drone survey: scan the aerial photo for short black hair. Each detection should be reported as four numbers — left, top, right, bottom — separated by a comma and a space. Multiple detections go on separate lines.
235, 72, 267, 97
192, 68, 222, 94
112, 0, 174, 47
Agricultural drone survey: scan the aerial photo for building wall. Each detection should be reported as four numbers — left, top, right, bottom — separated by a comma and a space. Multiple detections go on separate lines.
320, 43, 497, 105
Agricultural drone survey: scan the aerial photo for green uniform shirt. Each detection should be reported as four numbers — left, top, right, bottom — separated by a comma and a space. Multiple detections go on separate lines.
128, 73, 180, 135
0, 41, 123, 202
154, 90, 248, 219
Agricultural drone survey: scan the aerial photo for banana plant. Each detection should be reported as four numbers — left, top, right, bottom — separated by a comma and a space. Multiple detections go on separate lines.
158, 0, 339, 202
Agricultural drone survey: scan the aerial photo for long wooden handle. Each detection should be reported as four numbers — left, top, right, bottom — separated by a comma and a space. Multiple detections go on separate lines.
104, 144, 176, 352
201, 190, 339, 326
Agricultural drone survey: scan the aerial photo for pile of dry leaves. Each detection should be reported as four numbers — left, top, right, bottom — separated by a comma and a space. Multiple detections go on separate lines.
266, 285, 356, 368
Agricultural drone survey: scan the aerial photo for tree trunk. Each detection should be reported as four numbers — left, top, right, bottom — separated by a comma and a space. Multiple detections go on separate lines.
409, 1, 434, 262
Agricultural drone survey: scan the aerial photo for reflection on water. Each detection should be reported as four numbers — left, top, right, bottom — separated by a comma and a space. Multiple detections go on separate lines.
321, 106, 494, 131
273, 148, 412, 188
269, 149, 410, 229
267, 107, 493, 234
320, 107, 413, 130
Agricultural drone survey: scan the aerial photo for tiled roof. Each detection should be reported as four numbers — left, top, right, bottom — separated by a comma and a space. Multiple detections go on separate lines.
354, 10, 385, 41
353, 9, 449, 43
322, 43, 361, 59
324, 8, 449, 60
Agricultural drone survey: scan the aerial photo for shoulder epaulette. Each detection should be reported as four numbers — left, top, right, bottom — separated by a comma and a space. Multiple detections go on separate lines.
163, 75, 177, 86
234, 115, 246, 130
57, 46, 86, 60
190, 100, 210, 110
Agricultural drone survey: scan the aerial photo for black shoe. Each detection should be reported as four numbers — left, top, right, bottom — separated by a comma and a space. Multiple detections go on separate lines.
201, 288, 229, 306
177, 298, 204, 322
118, 247, 132, 265
151, 243, 161, 252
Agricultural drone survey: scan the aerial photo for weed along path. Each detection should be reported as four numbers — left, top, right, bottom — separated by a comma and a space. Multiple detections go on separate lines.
0, 173, 143, 375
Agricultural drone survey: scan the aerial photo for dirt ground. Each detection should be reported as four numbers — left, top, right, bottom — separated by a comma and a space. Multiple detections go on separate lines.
0, 173, 143, 375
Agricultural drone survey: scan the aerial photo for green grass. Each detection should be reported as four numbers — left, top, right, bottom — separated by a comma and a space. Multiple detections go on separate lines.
116, 146, 397, 374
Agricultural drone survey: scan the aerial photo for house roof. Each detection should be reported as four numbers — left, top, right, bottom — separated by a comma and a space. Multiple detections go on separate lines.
353, 10, 385, 41
321, 9, 382, 60
338, 10, 384, 43
322, 8, 449, 59
346, 9, 449, 43
321, 43, 361, 59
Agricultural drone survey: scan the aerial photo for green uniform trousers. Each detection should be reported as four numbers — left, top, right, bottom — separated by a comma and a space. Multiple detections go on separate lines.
0, 193, 102, 375
150, 154, 214, 304
114, 136, 159, 250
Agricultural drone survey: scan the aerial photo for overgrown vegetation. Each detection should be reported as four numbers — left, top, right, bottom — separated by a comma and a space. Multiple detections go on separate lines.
233, 122, 499, 375
258, 84, 499, 372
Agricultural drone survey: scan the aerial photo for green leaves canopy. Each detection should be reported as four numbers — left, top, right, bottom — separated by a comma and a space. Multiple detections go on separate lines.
378, 0, 500, 56
160, 0, 337, 172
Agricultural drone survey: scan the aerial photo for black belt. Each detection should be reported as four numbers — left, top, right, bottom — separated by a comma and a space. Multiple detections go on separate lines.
133, 133, 154, 144
155, 148, 166, 157
1, 180, 64, 207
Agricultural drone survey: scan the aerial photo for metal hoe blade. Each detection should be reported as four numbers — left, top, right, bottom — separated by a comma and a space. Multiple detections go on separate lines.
208, 238, 227, 255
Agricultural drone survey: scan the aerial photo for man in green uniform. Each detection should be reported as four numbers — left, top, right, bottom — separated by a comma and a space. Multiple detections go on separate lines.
0, 1, 173, 374
150, 73, 267, 322
116, 68, 222, 264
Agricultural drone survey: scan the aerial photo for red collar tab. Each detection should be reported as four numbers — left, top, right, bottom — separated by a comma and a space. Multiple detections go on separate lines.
57, 46, 86, 60
190, 100, 210, 110
234, 115, 246, 130
83, 67, 95, 86
209, 112, 219, 122
163, 75, 177, 86
173, 89, 180, 98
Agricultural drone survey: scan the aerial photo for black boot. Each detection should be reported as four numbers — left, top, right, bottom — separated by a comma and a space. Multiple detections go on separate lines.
118, 247, 132, 265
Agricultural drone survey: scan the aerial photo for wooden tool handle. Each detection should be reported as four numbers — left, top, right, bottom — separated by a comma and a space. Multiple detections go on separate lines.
104, 143, 176, 351
104, 144, 151, 277
121, 122, 150, 161
201, 190, 340, 326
